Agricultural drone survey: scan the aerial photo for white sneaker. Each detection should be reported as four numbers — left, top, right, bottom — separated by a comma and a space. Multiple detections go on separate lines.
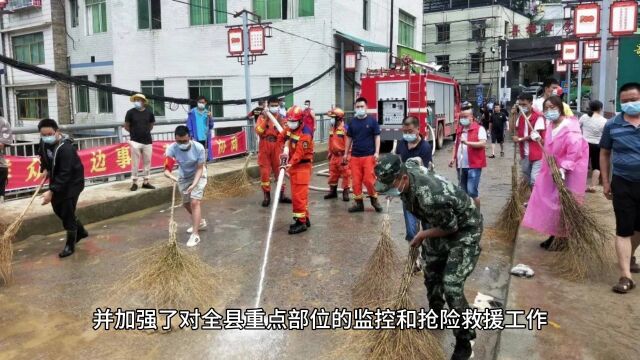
186, 219, 207, 234
186, 234, 201, 247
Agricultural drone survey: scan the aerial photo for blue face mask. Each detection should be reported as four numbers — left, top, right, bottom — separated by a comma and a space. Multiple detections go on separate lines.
621, 101, 640, 116
355, 108, 366, 118
459, 118, 470, 127
403, 133, 417, 143
544, 110, 561, 121
42, 135, 57, 144
178, 142, 191, 151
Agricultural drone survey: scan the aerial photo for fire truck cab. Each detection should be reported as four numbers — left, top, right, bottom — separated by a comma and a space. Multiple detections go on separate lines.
358, 58, 461, 152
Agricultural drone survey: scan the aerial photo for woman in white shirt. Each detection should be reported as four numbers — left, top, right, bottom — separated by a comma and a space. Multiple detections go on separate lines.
579, 100, 607, 192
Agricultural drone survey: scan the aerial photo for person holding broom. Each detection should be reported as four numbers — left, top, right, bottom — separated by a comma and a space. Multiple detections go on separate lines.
513, 93, 546, 187
522, 96, 588, 251
374, 153, 482, 360
36, 119, 88, 258
324, 107, 351, 201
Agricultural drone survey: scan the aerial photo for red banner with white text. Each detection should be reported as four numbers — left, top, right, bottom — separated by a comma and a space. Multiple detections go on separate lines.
5, 131, 247, 191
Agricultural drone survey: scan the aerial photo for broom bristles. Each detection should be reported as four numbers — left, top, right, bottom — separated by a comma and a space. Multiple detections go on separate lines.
495, 163, 525, 242
351, 213, 401, 308
334, 247, 445, 360
546, 156, 614, 280
204, 154, 254, 199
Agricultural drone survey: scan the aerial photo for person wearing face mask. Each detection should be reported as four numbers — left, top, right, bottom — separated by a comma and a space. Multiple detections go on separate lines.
36, 119, 87, 258
124, 94, 156, 192
280, 106, 314, 234
186, 96, 214, 161
449, 104, 487, 210
164, 126, 208, 247
532, 78, 574, 116
302, 100, 316, 136
513, 93, 546, 187
393, 116, 432, 243
522, 96, 588, 251
344, 97, 383, 213
324, 107, 351, 201
255, 97, 292, 207
600, 82, 640, 293
278, 97, 287, 118
374, 154, 482, 360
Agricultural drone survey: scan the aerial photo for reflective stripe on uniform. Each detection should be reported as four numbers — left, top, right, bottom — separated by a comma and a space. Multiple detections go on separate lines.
293, 212, 306, 218
256, 126, 265, 133
353, 194, 364, 200
261, 181, 270, 186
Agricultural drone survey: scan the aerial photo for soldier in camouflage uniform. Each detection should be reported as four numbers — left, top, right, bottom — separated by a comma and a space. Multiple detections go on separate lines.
375, 153, 482, 360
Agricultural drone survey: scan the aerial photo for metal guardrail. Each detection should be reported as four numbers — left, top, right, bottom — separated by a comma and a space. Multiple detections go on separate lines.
4, 113, 337, 200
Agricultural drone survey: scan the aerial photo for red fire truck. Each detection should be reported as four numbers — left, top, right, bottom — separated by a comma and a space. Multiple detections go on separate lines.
358, 58, 461, 152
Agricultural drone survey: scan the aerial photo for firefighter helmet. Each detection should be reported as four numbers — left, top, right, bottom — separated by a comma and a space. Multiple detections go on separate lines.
326, 107, 345, 119
286, 105, 304, 121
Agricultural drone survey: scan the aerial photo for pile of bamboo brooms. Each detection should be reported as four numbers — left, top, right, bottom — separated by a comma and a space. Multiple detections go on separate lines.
495, 114, 613, 280
339, 204, 445, 360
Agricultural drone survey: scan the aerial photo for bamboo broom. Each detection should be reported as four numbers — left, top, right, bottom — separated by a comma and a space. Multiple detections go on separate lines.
204, 154, 254, 199
113, 182, 219, 313
1, 179, 46, 286
495, 138, 524, 242
522, 116, 613, 280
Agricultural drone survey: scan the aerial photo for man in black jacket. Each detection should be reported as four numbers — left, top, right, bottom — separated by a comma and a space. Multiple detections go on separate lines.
37, 119, 88, 258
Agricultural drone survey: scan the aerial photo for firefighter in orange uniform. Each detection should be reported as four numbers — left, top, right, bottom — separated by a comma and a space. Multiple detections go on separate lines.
255, 96, 292, 207
324, 107, 351, 201
281, 105, 314, 234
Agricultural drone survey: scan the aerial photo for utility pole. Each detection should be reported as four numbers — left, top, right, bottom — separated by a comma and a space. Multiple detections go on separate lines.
503, 39, 509, 106
388, 0, 394, 67
241, 10, 252, 116
577, 40, 583, 113
598, 0, 610, 112
340, 41, 345, 108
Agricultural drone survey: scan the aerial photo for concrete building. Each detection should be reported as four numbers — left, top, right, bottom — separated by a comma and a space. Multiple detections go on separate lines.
56, 0, 423, 132
0, 0, 70, 134
422, 1, 529, 102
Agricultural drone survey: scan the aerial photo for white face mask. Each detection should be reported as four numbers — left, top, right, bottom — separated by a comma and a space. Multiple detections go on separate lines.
134, 101, 143, 109
330, 118, 336, 126
287, 121, 299, 130
304, 104, 310, 109
197, 103, 206, 110
269, 106, 279, 114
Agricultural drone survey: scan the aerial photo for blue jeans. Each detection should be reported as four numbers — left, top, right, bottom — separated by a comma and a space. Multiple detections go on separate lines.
457, 168, 482, 198
403, 202, 430, 241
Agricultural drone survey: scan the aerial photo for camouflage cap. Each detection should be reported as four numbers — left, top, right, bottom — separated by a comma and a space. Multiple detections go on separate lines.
374, 153, 403, 194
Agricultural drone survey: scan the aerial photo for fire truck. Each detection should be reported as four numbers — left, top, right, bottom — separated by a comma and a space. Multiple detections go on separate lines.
358, 57, 461, 152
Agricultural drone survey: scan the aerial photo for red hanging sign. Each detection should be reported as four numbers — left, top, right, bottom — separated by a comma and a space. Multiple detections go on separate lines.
610, 1, 638, 36
227, 28, 244, 56
583, 40, 600, 61
561, 41, 579, 62
249, 26, 266, 54
345, 52, 357, 71
555, 59, 567, 73
574, 3, 601, 37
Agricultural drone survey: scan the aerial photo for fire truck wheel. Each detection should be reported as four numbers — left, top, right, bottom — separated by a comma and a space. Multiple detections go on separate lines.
436, 123, 445, 149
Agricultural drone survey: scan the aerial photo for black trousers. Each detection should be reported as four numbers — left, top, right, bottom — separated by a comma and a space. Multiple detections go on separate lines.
51, 194, 80, 232
0, 167, 7, 196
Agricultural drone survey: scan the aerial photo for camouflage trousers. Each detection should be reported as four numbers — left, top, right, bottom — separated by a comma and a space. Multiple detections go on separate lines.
421, 225, 482, 341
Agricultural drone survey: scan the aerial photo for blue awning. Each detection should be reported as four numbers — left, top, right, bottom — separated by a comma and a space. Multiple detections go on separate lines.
334, 31, 389, 53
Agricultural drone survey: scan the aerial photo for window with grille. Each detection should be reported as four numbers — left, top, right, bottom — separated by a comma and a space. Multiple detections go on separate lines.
398, 10, 415, 48
86, 0, 107, 34
471, 20, 486, 41
96, 75, 113, 113
436, 23, 450, 43
435, 55, 450, 73
270, 77, 293, 107
70, 0, 79, 27
12, 32, 44, 65
190, 0, 227, 25
138, 0, 162, 30
75, 76, 90, 113
188, 79, 224, 117
470, 53, 484, 73
140, 80, 165, 116
17, 89, 48, 120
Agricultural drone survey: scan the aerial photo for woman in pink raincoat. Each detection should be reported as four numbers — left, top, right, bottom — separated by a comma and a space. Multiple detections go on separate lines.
522, 96, 589, 250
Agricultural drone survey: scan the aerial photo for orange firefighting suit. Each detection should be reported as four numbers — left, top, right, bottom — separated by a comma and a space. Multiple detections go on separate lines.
285, 124, 314, 223
350, 155, 377, 200
255, 113, 286, 192
328, 122, 351, 189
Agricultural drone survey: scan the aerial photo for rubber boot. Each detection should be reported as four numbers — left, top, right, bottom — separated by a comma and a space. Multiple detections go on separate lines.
288, 219, 307, 234
76, 220, 89, 244
59, 231, 77, 258
451, 338, 472, 360
370, 197, 383, 213
305, 217, 311, 228
279, 191, 292, 204
342, 187, 350, 202
324, 186, 338, 200
261, 191, 271, 207
348, 199, 364, 213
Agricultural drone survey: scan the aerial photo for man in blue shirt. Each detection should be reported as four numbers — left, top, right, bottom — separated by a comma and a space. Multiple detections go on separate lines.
344, 97, 382, 212
165, 126, 208, 247
394, 116, 433, 242
186, 96, 214, 161
600, 82, 640, 294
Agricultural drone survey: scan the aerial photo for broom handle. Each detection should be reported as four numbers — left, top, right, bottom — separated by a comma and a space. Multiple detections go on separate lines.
168, 182, 177, 244
17, 178, 46, 220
